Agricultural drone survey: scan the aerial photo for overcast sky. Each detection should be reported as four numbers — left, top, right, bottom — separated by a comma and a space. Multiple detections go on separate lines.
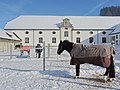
0, 0, 120, 29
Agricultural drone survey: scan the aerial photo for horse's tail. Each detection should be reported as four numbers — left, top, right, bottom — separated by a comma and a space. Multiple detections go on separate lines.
110, 47, 115, 56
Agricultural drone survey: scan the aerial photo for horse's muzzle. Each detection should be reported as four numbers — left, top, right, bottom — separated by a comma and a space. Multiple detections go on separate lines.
57, 51, 60, 55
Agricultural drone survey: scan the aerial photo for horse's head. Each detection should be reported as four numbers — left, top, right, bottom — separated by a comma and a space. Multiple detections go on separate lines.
57, 40, 73, 55
57, 40, 64, 55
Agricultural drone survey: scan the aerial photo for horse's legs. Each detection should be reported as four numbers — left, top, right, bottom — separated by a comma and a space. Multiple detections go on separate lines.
36, 53, 37, 58
104, 56, 115, 77
38, 53, 41, 58
104, 68, 109, 76
103, 67, 109, 82
108, 55, 115, 78
21, 51, 23, 56
76, 65, 80, 76
104, 55, 115, 82
28, 51, 30, 55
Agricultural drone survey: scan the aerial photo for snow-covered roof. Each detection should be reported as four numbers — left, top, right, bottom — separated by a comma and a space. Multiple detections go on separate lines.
0, 29, 20, 41
4, 16, 120, 29
109, 24, 120, 35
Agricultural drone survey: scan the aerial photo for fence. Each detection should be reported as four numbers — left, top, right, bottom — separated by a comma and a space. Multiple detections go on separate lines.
0, 42, 70, 63
0, 44, 21, 59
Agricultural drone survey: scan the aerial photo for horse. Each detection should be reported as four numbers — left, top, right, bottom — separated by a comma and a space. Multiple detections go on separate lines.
57, 40, 115, 82
15, 44, 23, 49
20, 45, 30, 56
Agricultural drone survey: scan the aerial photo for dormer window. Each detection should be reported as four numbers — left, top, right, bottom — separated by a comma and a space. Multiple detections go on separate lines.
63, 18, 69, 25
62, 18, 72, 27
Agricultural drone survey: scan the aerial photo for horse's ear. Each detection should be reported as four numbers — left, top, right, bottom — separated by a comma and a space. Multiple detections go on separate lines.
60, 40, 62, 43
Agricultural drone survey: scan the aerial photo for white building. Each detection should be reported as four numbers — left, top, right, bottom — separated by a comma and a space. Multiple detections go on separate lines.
4, 16, 120, 46
0, 30, 20, 52
109, 24, 120, 45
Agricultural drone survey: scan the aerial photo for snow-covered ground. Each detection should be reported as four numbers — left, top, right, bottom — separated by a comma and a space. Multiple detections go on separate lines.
0, 46, 120, 90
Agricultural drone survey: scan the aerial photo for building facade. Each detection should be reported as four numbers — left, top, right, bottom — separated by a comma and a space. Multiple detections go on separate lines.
4, 16, 120, 46
0, 30, 20, 52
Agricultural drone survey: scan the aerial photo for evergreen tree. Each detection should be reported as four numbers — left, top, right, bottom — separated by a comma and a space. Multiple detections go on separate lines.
100, 6, 120, 16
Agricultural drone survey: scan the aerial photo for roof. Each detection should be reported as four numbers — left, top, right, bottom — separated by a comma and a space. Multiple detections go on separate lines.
110, 24, 120, 35
4, 15, 120, 29
0, 29, 20, 41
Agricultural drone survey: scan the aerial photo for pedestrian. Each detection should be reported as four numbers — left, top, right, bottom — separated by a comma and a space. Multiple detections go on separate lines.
35, 44, 42, 58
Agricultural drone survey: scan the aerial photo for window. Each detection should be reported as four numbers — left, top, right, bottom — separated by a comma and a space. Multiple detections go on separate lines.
111, 36, 115, 42
39, 38, 43, 43
102, 37, 106, 43
89, 37, 93, 43
76, 38, 80, 43
25, 37, 29, 43
52, 31, 56, 34
89, 31, 93, 34
25, 31, 29, 34
65, 28, 68, 30
102, 31, 106, 34
116, 35, 118, 39
76, 31, 80, 34
52, 38, 56, 43
64, 31, 68, 37
116, 40, 118, 45
39, 31, 42, 34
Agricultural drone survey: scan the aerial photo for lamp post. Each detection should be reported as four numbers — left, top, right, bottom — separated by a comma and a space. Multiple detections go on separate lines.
33, 29, 34, 47
97, 30, 99, 44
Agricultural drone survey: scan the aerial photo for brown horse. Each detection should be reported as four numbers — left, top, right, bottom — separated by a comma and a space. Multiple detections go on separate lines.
57, 40, 115, 82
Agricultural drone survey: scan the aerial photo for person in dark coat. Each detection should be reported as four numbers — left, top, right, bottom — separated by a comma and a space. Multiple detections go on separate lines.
35, 44, 42, 58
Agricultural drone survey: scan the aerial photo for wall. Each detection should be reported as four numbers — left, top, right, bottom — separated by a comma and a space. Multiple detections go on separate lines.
11, 29, 113, 47
72, 29, 112, 45
0, 39, 17, 52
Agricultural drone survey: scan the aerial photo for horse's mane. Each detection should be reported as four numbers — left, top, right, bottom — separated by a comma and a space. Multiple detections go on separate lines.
63, 40, 74, 44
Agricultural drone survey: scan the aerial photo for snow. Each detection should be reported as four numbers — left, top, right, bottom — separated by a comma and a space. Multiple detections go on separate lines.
5, 16, 120, 29
110, 24, 120, 34
0, 46, 120, 90
0, 29, 19, 41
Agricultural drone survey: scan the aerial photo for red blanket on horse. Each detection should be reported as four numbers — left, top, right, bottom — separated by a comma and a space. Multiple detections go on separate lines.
20, 46, 30, 52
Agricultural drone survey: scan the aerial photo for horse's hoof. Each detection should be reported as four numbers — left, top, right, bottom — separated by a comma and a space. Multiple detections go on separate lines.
107, 78, 113, 82
74, 76, 80, 79
104, 76, 108, 82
